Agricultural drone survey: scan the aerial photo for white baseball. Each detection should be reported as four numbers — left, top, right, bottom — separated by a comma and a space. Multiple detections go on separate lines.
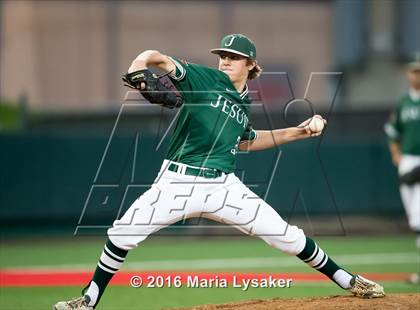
308, 116, 325, 133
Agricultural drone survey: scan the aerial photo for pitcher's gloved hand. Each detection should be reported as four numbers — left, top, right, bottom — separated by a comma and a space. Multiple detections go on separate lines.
399, 165, 420, 185
122, 69, 182, 109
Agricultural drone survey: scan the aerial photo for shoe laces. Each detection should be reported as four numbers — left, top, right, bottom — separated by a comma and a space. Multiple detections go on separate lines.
68, 297, 87, 308
356, 276, 375, 289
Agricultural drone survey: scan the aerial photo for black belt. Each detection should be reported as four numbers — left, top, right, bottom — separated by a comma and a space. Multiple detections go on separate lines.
168, 163, 223, 179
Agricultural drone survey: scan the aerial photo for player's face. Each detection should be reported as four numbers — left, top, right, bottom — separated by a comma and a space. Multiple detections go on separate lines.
407, 69, 420, 90
218, 52, 254, 84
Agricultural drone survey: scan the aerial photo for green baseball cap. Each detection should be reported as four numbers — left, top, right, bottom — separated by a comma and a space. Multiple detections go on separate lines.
210, 34, 256, 59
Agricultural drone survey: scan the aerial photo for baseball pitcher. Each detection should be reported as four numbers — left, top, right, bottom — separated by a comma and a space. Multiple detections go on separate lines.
54, 34, 385, 310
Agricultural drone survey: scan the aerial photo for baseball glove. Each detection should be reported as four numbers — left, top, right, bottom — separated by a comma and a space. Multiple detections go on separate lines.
122, 69, 182, 109
399, 165, 420, 185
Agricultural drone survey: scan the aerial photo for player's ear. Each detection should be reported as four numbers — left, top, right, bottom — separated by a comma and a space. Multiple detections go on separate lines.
247, 59, 257, 71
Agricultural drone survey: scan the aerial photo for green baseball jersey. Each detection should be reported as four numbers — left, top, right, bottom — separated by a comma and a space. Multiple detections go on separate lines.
166, 57, 257, 173
385, 92, 420, 155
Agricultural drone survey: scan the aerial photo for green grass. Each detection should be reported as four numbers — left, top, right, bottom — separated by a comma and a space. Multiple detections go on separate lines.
1, 235, 418, 268
0, 235, 419, 309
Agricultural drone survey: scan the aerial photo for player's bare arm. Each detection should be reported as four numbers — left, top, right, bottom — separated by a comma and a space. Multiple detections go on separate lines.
128, 50, 175, 73
239, 128, 307, 151
239, 115, 327, 151
389, 141, 402, 166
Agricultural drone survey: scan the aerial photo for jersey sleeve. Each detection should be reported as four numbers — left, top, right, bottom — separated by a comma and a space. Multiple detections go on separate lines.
168, 57, 187, 82
167, 57, 219, 102
384, 104, 403, 142
240, 123, 258, 142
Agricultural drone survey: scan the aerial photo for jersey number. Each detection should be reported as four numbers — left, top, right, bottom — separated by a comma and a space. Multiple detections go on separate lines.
231, 136, 241, 155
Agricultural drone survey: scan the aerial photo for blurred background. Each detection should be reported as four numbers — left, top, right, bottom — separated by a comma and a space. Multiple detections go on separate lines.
1, 0, 420, 236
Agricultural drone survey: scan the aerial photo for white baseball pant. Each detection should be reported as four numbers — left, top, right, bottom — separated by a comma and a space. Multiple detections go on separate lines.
398, 155, 420, 233
108, 160, 306, 255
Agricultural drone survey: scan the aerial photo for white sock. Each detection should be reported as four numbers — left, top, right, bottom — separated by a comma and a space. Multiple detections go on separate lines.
332, 269, 353, 289
85, 281, 99, 306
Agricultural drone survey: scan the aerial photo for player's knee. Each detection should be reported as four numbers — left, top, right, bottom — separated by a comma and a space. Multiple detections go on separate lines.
266, 226, 306, 255
107, 234, 147, 251
107, 225, 149, 251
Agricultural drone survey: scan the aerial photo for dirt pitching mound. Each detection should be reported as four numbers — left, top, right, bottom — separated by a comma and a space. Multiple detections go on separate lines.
177, 293, 420, 310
